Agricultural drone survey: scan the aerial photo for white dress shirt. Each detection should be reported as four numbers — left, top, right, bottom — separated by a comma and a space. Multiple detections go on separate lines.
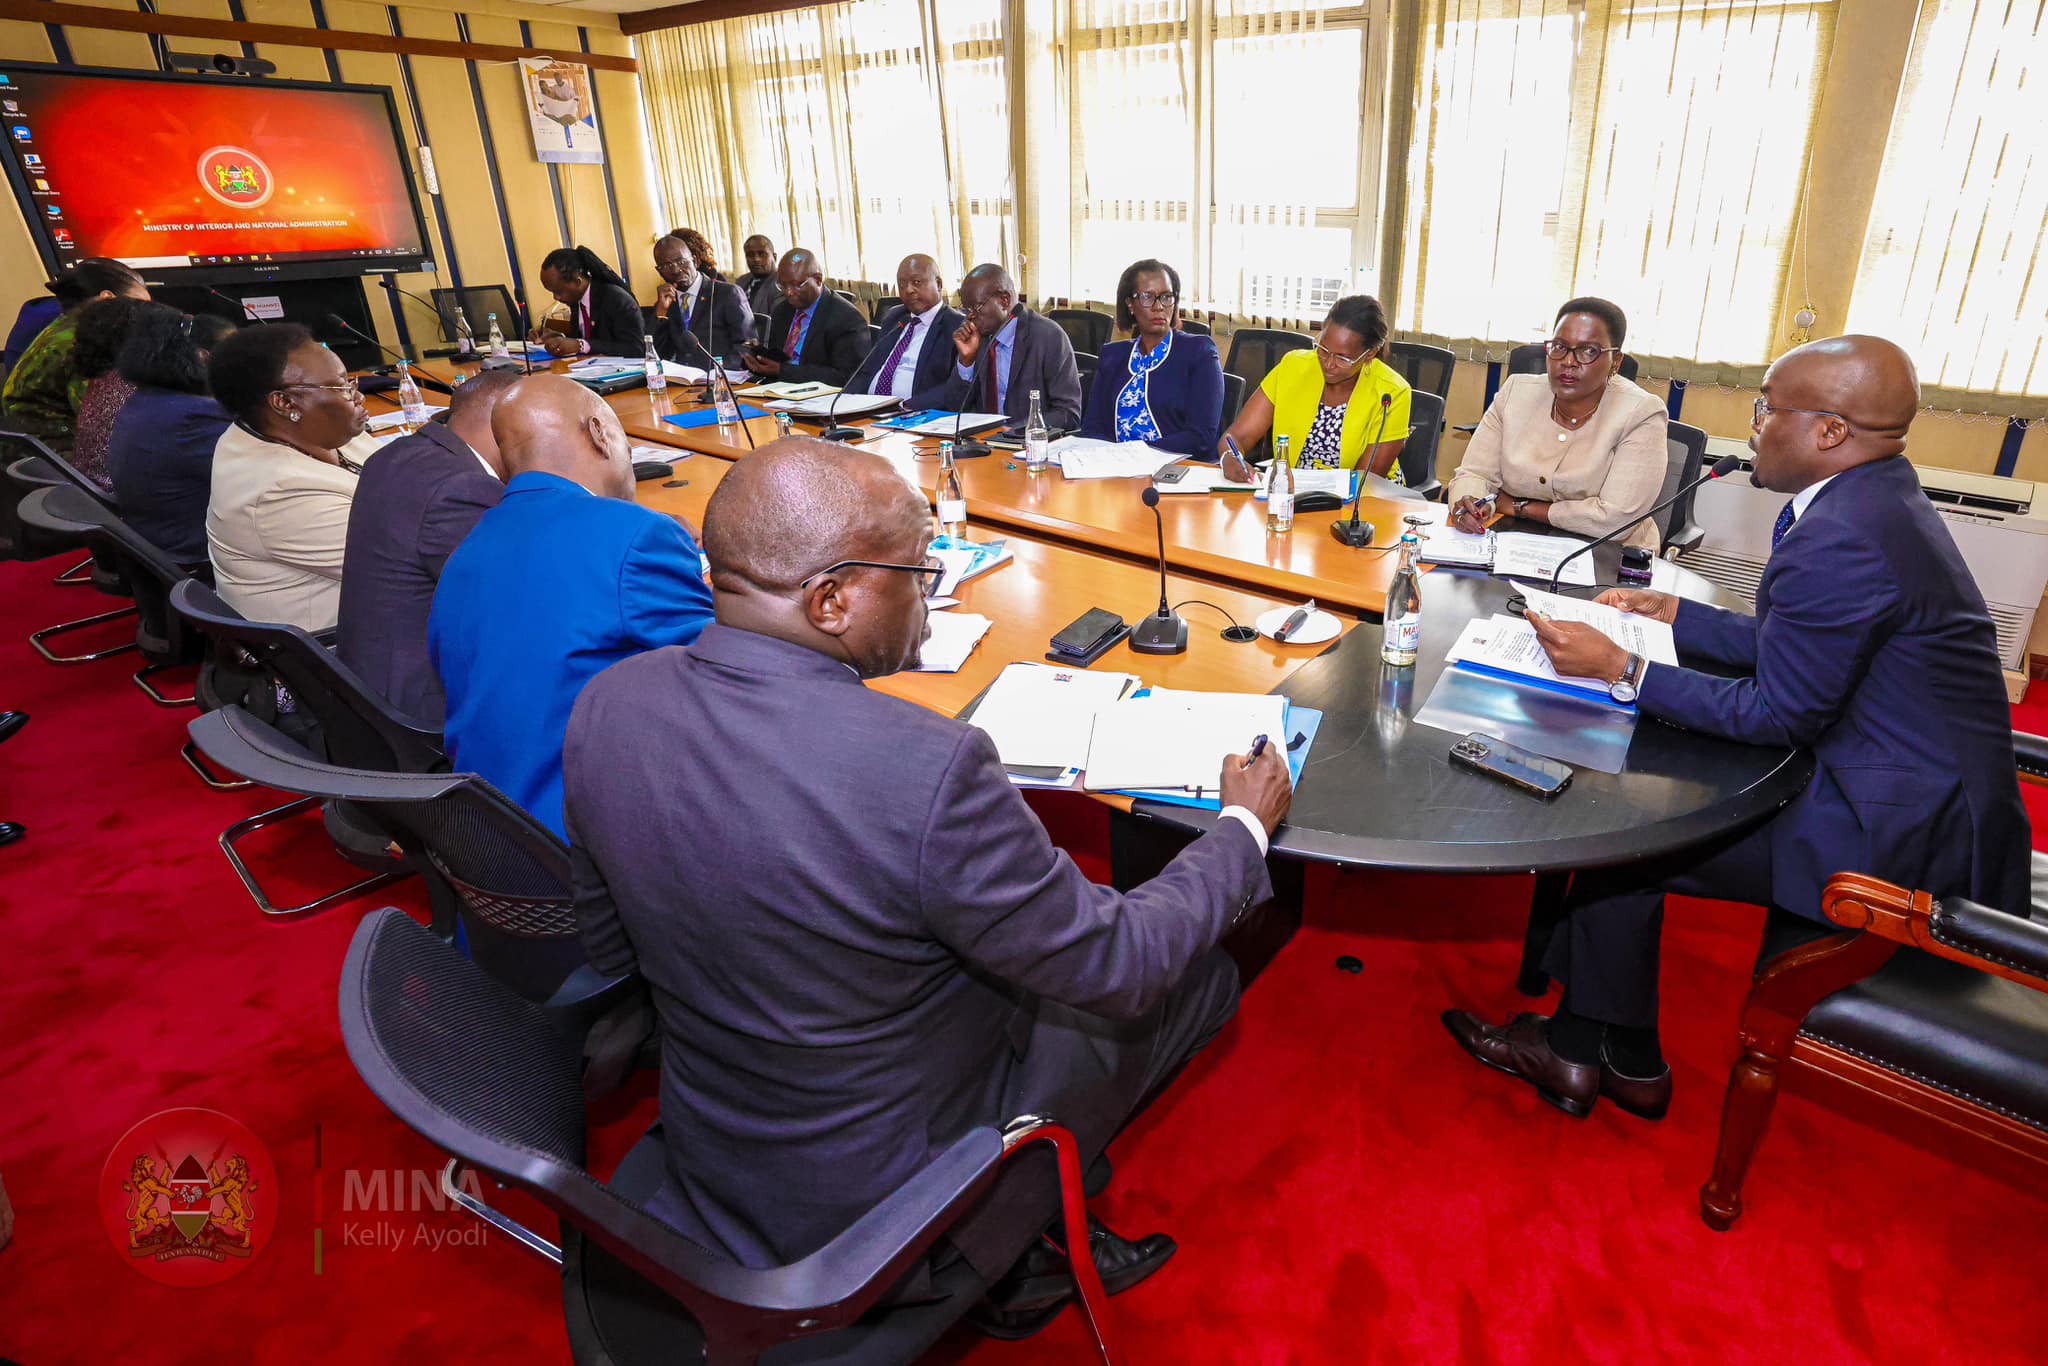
882, 302, 944, 398
1790, 472, 1837, 522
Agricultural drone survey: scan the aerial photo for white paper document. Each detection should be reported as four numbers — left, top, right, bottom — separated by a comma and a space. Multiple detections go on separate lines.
931, 542, 1016, 596
1514, 585, 1678, 664
1152, 464, 1259, 494
1490, 532, 1597, 586
1416, 524, 1494, 567
737, 380, 834, 399
1258, 467, 1351, 501
365, 407, 446, 432
967, 663, 1138, 769
1083, 689, 1288, 793
1054, 437, 1178, 480
913, 611, 994, 673
771, 391, 901, 418
1445, 615, 1615, 697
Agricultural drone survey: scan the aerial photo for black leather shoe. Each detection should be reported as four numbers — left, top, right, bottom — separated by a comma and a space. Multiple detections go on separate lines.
0, 822, 21, 848
1442, 1010, 1599, 1117
1598, 1044, 1673, 1120
967, 1217, 1178, 1340
1052, 1215, 1176, 1298
0, 712, 26, 745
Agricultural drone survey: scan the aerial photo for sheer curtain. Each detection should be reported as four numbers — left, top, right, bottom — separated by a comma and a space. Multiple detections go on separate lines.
1398, 0, 1837, 371
1847, 0, 2048, 399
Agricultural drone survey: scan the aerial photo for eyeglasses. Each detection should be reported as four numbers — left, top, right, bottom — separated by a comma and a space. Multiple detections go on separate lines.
274, 377, 360, 396
1314, 343, 1368, 369
1128, 290, 1177, 309
798, 556, 945, 599
1753, 398, 1852, 429
1543, 340, 1619, 365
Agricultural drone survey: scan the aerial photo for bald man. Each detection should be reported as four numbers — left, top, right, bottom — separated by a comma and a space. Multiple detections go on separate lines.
429, 374, 712, 836
930, 262, 1082, 431
339, 369, 517, 725
740, 247, 871, 385
649, 233, 754, 367
843, 253, 963, 407
1446, 336, 2030, 1121
564, 438, 1292, 1342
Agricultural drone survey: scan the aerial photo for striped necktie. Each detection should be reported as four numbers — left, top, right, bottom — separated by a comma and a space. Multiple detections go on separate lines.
1771, 501, 1795, 550
875, 318, 919, 396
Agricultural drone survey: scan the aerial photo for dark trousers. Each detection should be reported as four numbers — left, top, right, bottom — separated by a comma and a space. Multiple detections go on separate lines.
943, 947, 1241, 1281
1542, 823, 1777, 1030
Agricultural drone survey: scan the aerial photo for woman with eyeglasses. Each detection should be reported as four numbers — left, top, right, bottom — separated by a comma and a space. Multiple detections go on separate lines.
1080, 258, 1224, 455
204, 322, 376, 631
1217, 294, 1412, 479
1446, 297, 1667, 549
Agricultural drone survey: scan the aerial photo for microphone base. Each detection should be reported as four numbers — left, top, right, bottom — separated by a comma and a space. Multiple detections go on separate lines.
479, 354, 526, 371
950, 440, 994, 459
451, 348, 483, 364
1129, 611, 1188, 656
1329, 518, 1375, 548
819, 425, 865, 443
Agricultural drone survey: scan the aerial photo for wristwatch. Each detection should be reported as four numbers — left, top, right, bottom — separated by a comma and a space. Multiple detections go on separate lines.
1609, 651, 1645, 704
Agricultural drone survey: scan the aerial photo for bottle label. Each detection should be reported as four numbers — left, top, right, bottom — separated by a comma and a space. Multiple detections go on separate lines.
1388, 613, 1421, 652
1270, 492, 1293, 519
938, 498, 967, 525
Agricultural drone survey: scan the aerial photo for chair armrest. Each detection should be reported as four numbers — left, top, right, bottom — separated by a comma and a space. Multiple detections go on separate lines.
1824, 872, 2048, 992
2014, 730, 2048, 785
1407, 477, 1443, 502
1450, 422, 1478, 435
1663, 521, 1704, 557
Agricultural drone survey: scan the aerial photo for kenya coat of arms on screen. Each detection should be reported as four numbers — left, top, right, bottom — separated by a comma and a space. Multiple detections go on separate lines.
99, 1107, 278, 1285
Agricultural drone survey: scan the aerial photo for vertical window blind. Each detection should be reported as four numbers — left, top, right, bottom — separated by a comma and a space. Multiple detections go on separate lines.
1847, 0, 2048, 398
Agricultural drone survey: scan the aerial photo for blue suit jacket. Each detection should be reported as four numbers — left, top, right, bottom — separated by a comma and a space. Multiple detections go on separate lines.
105, 386, 229, 567
844, 304, 963, 410
1081, 333, 1225, 457
1640, 455, 2030, 919
430, 471, 713, 836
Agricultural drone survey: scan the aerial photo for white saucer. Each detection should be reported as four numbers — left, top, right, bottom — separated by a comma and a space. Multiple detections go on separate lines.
1255, 606, 1340, 645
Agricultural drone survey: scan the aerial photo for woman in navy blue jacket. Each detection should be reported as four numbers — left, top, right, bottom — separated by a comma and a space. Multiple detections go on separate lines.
1080, 258, 1224, 457
105, 306, 236, 567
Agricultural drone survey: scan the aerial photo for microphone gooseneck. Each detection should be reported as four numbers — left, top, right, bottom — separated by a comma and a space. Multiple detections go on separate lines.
1129, 484, 1188, 655
325, 313, 452, 395
1331, 392, 1395, 548
208, 287, 264, 324
377, 276, 476, 360
1544, 452, 1741, 593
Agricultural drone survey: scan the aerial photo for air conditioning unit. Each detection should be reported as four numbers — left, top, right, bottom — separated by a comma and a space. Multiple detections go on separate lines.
1688, 437, 2048, 673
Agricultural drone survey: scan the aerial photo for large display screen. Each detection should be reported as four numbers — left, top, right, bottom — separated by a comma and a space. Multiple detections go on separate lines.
0, 64, 433, 282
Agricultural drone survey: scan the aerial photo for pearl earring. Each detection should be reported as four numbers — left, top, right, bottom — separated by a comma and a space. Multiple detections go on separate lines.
289, 411, 301, 423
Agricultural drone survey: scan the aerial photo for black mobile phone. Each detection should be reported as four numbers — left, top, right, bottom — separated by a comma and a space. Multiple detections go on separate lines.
742, 341, 788, 363
1153, 464, 1191, 484
1050, 607, 1126, 658
1449, 733, 1573, 799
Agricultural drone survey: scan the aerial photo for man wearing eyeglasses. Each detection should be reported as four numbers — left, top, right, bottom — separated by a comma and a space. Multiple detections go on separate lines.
563, 437, 1292, 1342
935, 262, 1084, 432
1445, 335, 2029, 1124
429, 374, 713, 840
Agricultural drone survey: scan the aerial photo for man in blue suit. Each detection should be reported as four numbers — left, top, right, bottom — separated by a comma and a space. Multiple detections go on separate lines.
1445, 336, 2030, 1121
430, 374, 713, 837
842, 253, 962, 409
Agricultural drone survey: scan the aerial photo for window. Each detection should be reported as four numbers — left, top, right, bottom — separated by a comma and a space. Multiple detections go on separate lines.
1848, 0, 2048, 397
1398, 0, 1836, 365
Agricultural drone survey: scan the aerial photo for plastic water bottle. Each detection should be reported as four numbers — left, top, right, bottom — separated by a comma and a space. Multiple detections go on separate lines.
486, 312, 508, 358
1265, 434, 1295, 533
397, 366, 429, 429
1024, 389, 1051, 471
937, 440, 967, 537
1382, 530, 1423, 666
643, 335, 667, 394
774, 412, 794, 440
714, 365, 742, 430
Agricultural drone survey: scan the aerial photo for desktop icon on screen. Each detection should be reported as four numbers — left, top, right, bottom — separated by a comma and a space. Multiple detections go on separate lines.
2, 101, 18, 114
33, 178, 47, 191
22, 153, 40, 168
51, 228, 72, 247
10, 126, 30, 142
43, 204, 59, 217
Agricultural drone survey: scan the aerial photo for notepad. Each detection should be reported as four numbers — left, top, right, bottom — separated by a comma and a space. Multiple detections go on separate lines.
1416, 526, 1597, 585
1081, 689, 1288, 792
1052, 438, 1178, 480
774, 391, 901, 418
1152, 464, 1260, 494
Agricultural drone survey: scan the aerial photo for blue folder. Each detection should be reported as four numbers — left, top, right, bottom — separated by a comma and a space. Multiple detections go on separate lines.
662, 405, 770, 431
1108, 704, 1324, 812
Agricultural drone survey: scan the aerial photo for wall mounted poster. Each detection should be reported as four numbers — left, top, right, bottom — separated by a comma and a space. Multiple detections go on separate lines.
520, 58, 604, 165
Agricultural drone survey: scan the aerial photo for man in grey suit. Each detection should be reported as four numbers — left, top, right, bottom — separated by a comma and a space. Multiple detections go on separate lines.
336, 369, 515, 724
564, 437, 1291, 1341
934, 263, 1084, 430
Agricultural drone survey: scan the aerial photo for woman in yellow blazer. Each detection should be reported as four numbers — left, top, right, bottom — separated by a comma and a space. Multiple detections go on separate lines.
1218, 295, 1411, 478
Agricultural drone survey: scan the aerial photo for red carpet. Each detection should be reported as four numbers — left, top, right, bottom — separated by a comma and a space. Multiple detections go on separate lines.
1, 551, 2044, 1363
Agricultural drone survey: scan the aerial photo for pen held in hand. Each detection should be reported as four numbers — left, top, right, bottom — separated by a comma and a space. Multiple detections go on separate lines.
1241, 733, 1270, 770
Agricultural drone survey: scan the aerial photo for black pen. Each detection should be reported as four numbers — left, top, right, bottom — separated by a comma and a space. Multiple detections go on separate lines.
1241, 734, 1270, 770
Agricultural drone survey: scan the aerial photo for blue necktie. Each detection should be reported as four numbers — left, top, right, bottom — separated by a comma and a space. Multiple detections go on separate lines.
1771, 501, 1795, 550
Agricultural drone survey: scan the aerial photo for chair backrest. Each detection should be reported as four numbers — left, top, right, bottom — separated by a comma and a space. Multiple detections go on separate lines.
170, 579, 444, 775
1047, 308, 1112, 357
1224, 328, 1314, 398
868, 323, 882, 344
1389, 341, 1455, 400
1396, 390, 1447, 491
3, 429, 115, 510
1221, 371, 1246, 426
832, 288, 858, 308
1506, 342, 1640, 382
872, 295, 900, 323
430, 286, 519, 345
1075, 350, 1098, 401
52, 484, 208, 662
1180, 319, 1213, 337
754, 311, 772, 341
1659, 419, 1709, 541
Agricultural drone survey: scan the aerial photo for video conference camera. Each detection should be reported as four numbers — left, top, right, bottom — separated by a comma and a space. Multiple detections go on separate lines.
166, 52, 278, 78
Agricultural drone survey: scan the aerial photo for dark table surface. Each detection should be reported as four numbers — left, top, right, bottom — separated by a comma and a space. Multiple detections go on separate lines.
1135, 540, 1815, 873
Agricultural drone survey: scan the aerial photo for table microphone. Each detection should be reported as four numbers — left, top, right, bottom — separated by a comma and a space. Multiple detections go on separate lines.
378, 276, 476, 361
324, 313, 454, 395
1544, 453, 1742, 593
813, 384, 863, 443
1331, 392, 1395, 548
515, 295, 538, 375
1129, 486, 1188, 655
207, 287, 264, 324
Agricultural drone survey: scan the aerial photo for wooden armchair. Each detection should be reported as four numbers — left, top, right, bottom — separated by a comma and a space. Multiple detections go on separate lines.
1700, 735, 2048, 1229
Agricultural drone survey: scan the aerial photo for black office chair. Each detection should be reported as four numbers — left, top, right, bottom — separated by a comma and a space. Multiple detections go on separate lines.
754, 312, 773, 343
872, 295, 901, 323
1660, 420, 1709, 557
430, 286, 520, 348
1220, 371, 1246, 427
15, 484, 137, 665
868, 323, 882, 345
1506, 342, 1641, 383
1224, 328, 1314, 399
832, 288, 859, 308
1395, 391, 1446, 499
1049, 308, 1112, 358
2, 435, 97, 586
1180, 319, 1213, 337
43, 484, 210, 706
1075, 350, 1099, 403
339, 908, 1119, 1365
171, 580, 437, 917
1389, 341, 1455, 401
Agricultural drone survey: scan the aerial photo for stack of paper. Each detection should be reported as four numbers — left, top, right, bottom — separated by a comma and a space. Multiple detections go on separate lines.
1417, 523, 1495, 567
913, 611, 994, 673
968, 663, 1137, 769
1413, 526, 1596, 586
1446, 585, 1677, 703
1052, 437, 1178, 480
1083, 689, 1288, 793
771, 391, 901, 418
366, 408, 445, 433
875, 410, 1010, 437
737, 380, 835, 399
1256, 468, 1353, 501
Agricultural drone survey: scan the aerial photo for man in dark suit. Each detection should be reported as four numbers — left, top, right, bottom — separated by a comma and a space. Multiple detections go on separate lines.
565, 437, 1292, 1336
648, 233, 753, 367
740, 248, 870, 386
842, 253, 962, 408
431, 374, 712, 837
338, 370, 516, 725
1445, 336, 2031, 1120
734, 233, 780, 322
934, 263, 1083, 430
535, 245, 643, 359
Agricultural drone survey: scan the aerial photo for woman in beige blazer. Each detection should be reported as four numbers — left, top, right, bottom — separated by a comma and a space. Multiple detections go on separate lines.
1447, 298, 1668, 552
205, 322, 380, 632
